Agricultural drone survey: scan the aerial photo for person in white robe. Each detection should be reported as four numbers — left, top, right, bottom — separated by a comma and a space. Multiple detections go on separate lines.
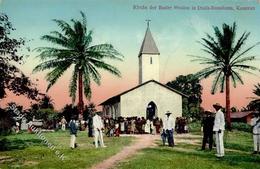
61, 116, 67, 131
93, 112, 106, 148
163, 111, 175, 147
251, 111, 260, 154
213, 103, 225, 158
145, 119, 151, 134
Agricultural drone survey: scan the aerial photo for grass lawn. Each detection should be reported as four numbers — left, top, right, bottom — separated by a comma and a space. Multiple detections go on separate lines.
116, 130, 260, 169
0, 131, 133, 169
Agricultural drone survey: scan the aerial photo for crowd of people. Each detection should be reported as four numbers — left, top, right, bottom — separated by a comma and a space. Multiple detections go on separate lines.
175, 117, 189, 134
201, 103, 260, 157
30, 102, 260, 158
62, 112, 190, 149
101, 116, 189, 137
103, 116, 163, 136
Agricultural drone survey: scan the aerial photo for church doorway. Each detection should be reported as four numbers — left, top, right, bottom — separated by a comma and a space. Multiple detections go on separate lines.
146, 101, 157, 120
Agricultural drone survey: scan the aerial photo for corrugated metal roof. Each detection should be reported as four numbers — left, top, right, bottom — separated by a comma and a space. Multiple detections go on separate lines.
231, 111, 253, 118
138, 27, 160, 57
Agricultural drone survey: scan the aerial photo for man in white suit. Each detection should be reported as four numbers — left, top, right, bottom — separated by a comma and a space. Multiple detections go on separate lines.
213, 103, 225, 158
251, 111, 260, 154
93, 112, 106, 148
163, 111, 175, 147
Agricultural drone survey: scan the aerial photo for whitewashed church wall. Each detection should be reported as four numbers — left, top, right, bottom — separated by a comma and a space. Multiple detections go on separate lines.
120, 81, 182, 120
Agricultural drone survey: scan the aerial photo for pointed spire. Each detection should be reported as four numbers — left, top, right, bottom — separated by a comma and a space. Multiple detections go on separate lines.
138, 20, 160, 57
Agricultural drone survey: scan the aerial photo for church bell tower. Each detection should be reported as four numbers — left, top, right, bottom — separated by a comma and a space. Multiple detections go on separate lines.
138, 20, 160, 84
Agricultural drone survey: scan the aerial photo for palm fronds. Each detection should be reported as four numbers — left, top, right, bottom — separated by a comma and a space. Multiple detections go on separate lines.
192, 22, 259, 93
33, 11, 123, 105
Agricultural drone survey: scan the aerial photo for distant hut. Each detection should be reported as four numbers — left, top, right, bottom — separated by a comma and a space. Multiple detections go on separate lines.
231, 111, 254, 124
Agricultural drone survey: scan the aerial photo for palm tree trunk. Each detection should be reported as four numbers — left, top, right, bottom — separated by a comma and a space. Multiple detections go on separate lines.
225, 75, 231, 130
78, 70, 84, 117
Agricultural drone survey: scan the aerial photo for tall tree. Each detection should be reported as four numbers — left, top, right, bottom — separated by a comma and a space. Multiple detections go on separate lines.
33, 12, 123, 115
0, 13, 39, 101
39, 95, 54, 109
166, 74, 203, 119
61, 104, 79, 122
192, 22, 260, 129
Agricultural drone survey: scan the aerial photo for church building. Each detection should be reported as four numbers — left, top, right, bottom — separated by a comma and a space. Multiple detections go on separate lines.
100, 23, 186, 120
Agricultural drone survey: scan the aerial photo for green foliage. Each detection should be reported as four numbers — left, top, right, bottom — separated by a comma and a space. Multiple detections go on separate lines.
166, 74, 203, 120
231, 122, 251, 133
247, 83, 260, 111
192, 22, 259, 94
0, 108, 15, 135
24, 95, 56, 122
83, 102, 96, 120
189, 121, 252, 134
188, 121, 201, 133
0, 137, 42, 151
39, 95, 54, 109
34, 108, 57, 121
33, 11, 123, 103
118, 130, 259, 169
60, 104, 79, 122
192, 22, 260, 129
0, 102, 25, 135
0, 131, 133, 168
0, 13, 39, 100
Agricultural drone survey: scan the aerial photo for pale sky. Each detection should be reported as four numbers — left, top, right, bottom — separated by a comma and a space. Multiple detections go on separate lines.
1, 0, 260, 111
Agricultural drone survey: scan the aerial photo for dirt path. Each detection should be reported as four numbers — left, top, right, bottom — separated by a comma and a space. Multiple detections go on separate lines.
90, 133, 249, 169
90, 134, 159, 169
175, 133, 202, 145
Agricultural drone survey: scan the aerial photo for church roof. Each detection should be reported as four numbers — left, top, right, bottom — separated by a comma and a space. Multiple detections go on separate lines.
138, 27, 160, 57
99, 80, 188, 106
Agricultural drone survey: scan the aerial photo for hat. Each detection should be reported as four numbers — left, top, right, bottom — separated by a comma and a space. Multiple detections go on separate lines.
204, 110, 212, 114
96, 111, 103, 115
165, 111, 172, 115
213, 103, 222, 109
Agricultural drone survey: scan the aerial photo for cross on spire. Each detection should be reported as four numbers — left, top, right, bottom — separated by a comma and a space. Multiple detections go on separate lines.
145, 19, 151, 28
138, 19, 159, 57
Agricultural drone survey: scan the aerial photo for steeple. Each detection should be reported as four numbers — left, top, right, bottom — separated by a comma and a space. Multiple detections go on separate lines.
138, 21, 160, 84
138, 21, 160, 57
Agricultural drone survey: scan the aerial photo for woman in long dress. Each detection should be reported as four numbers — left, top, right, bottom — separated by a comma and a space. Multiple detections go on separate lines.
131, 118, 136, 134
145, 119, 150, 134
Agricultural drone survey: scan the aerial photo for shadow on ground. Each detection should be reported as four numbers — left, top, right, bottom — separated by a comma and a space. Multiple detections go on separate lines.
0, 138, 42, 151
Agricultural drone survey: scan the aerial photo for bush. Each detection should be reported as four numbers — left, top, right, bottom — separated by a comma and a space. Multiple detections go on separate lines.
0, 108, 15, 135
0, 138, 9, 151
188, 121, 201, 133
232, 122, 251, 133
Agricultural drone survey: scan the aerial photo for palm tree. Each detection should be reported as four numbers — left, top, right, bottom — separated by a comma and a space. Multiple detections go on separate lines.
87, 102, 97, 114
253, 83, 260, 99
33, 12, 123, 115
247, 83, 260, 111
191, 22, 260, 129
